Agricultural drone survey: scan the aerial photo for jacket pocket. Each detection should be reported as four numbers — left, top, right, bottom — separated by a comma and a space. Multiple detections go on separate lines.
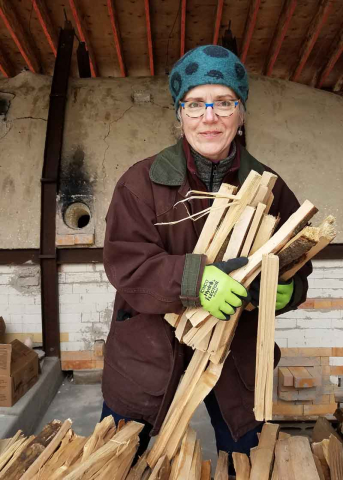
108, 313, 174, 396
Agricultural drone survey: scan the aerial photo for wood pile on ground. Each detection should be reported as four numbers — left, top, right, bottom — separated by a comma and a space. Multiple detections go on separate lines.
0, 414, 343, 479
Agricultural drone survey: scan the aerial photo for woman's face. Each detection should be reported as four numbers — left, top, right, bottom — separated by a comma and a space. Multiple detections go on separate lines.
180, 84, 242, 161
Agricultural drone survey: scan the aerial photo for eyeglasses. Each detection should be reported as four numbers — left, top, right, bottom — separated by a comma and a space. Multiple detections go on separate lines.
180, 99, 239, 118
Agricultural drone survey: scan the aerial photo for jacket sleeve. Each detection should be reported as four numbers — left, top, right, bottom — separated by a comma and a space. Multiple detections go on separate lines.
268, 171, 313, 315
103, 180, 206, 315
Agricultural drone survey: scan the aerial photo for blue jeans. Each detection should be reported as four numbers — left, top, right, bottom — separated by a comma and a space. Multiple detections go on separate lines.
101, 391, 262, 473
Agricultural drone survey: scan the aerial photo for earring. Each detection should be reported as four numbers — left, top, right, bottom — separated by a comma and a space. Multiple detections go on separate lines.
237, 127, 243, 136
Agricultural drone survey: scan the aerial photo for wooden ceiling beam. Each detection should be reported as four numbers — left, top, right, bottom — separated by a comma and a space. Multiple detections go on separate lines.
317, 26, 343, 88
107, 0, 126, 77
240, 0, 262, 64
333, 73, 343, 93
264, 0, 297, 76
213, 0, 224, 45
144, 0, 154, 76
0, 42, 14, 77
32, 0, 58, 57
180, 0, 186, 57
68, 0, 98, 77
290, 0, 333, 82
0, 0, 40, 73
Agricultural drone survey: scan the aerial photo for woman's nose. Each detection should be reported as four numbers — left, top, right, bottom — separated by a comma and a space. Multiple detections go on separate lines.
203, 106, 217, 122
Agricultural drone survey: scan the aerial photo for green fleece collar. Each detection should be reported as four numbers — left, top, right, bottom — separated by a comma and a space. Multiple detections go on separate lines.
149, 139, 265, 186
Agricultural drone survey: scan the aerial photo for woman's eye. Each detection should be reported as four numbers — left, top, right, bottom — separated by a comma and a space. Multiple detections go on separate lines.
218, 101, 232, 107
189, 102, 201, 108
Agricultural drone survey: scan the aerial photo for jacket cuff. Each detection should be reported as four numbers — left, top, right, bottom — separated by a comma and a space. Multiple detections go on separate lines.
180, 254, 207, 308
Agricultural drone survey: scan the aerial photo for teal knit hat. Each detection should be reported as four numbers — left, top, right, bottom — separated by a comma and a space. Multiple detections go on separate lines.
169, 45, 248, 112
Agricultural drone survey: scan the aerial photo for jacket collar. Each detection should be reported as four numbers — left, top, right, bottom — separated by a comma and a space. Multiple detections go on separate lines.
149, 138, 265, 187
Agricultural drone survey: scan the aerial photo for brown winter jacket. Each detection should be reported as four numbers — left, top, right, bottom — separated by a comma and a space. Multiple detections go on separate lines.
102, 138, 312, 441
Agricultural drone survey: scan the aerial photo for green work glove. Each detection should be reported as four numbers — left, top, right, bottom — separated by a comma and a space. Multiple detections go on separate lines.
276, 279, 294, 311
250, 276, 294, 311
199, 257, 249, 321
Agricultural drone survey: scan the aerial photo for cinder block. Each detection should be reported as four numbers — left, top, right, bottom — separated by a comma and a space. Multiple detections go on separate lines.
65, 272, 102, 284
73, 283, 111, 294
59, 264, 91, 273
59, 313, 82, 324
59, 303, 97, 314
81, 312, 100, 323
59, 294, 81, 305
8, 295, 35, 305
24, 304, 42, 314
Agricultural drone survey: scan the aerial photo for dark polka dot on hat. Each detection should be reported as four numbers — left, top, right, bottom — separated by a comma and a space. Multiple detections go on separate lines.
185, 62, 199, 75
203, 46, 230, 58
205, 70, 224, 79
235, 63, 246, 80
171, 72, 182, 97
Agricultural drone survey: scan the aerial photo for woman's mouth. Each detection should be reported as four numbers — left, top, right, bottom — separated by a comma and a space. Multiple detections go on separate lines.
199, 131, 222, 138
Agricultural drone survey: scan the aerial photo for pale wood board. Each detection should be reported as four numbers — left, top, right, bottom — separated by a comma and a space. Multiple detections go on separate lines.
250, 423, 279, 480
240, 203, 266, 257
188, 439, 202, 480
175, 428, 197, 478
232, 452, 250, 479
328, 434, 343, 480
214, 450, 228, 480
287, 436, 320, 480
223, 205, 255, 260
249, 214, 279, 256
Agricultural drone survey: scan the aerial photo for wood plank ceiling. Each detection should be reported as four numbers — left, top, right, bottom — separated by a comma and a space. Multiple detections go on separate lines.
0, 0, 342, 94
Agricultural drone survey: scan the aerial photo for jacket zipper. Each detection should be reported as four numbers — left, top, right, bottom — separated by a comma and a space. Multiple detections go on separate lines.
209, 163, 217, 206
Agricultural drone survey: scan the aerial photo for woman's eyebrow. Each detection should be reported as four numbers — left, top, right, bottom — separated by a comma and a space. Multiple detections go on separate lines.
184, 95, 237, 101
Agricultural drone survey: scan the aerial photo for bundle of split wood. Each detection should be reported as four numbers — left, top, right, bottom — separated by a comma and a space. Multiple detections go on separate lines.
146, 170, 336, 469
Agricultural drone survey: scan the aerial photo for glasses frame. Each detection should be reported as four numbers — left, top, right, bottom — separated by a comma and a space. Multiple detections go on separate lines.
180, 99, 240, 118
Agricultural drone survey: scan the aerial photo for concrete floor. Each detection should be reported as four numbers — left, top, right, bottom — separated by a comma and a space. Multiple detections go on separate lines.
35, 375, 218, 469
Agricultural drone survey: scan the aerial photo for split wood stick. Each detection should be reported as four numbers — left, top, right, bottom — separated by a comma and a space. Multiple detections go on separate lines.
49, 436, 88, 480
126, 450, 149, 480
163, 362, 223, 462
189, 439, 202, 480
275, 438, 296, 480
254, 254, 279, 421
148, 454, 170, 480
214, 450, 228, 480
205, 170, 262, 263
328, 434, 343, 480
0, 439, 11, 457
313, 454, 326, 480
240, 203, 266, 257
312, 442, 331, 480
187, 308, 211, 327
169, 451, 180, 480
0, 436, 33, 477
82, 416, 114, 461
200, 460, 211, 480
175, 428, 197, 478
63, 422, 144, 480
209, 308, 242, 364
265, 192, 274, 215
249, 214, 279, 256
251, 185, 269, 207
175, 311, 192, 342
288, 436, 320, 480
197, 329, 212, 351
95, 440, 138, 480
164, 313, 180, 328
207, 319, 227, 355
193, 184, 238, 255
0, 437, 27, 472
161, 350, 210, 427
21, 419, 73, 480
232, 452, 250, 480
1, 430, 24, 455
250, 423, 279, 480
281, 215, 336, 281
183, 316, 217, 349
223, 205, 255, 260
148, 351, 209, 467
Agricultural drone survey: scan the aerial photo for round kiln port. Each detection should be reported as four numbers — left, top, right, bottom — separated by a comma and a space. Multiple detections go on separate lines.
64, 202, 91, 229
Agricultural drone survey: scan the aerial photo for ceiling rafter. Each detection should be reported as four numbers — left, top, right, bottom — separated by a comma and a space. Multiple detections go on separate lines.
68, 0, 98, 77
144, 0, 154, 76
240, 0, 262, 64
317, 25, 343, 88
32, 0, 58, 57
333, 73, 343, 93
107, 0, 126, 77
290, 0, 333, 82
180, 0, 186, 57
264, 0, 297, 76
0, 0, 40, 73
213, 0, 224, 45
0, 42, 14, 77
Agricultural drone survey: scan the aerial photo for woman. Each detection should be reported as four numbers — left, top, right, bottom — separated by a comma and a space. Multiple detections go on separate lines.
102, 45, 311, 471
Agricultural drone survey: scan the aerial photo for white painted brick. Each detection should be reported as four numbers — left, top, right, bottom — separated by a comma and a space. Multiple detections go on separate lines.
58, 273, 66, 283
325, 289, 343, 298
60, 322, 93, 333
59, 303, 97, 314
321, 268, 343, 278
275, 338, 288, 348
81, 312, 100, 323
8, 295, 35, 305
307, 288, 324, 298
65, 272, 102, 283
0, 295, 8, 305
94, 264, 105, 272
34, 296, 41, 305
60, 341, 87, 351
275, 319, 296, 329
283, 310, 341, 319
92, 324, 110, 336
6, 323, 23, 333
0, 285, 25, 295
330, 357, 343, 366
24, 304, 42, 314
100, 310, 113, 323
59, 294, 81, 304
308, 270, 324, 279
4, 304, 27, 315
297, 319, 332, 329
59, 313, 82, 324
330, 375, 339, 385
24, 323, 42, 333
73, 283, 112, 294
10, 314, 41, 324
59, 264, 91, 273
59, 284, 73, 294
69, 332, 92, 342
0, 266, 17, 273
17, 276, 39, 287
332, 319, 343, 328
311, 278, 343, 289
96, 302, 114, 313
312, 259, 343, 268
79, 293, 114, 304
0, 275, 13, 284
